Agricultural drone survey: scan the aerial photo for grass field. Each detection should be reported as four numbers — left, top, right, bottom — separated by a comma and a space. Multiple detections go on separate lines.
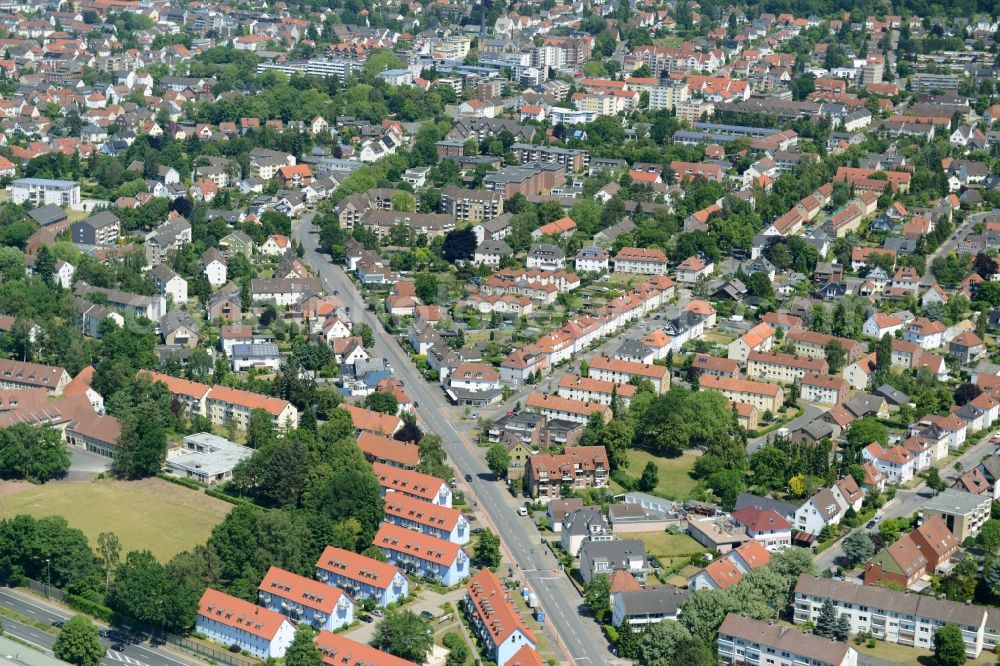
0, 478, 233, 560
625, 449, 700, 500
631, 531, 704, 558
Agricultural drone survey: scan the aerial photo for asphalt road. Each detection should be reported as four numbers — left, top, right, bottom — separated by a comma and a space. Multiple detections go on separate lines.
815, 429, 1000, 572
293, 215, 618, 665
920, 210, 992, 287
0, 589, 200, 666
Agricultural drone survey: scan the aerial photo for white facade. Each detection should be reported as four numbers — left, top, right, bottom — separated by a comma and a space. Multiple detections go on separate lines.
204, 260, 227, 286
10, 178, 81, 207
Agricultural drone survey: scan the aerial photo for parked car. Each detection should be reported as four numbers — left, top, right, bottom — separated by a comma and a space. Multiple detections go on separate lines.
359, 615, 373, 623
420, 610, 435, 621
464, 474, 473, 482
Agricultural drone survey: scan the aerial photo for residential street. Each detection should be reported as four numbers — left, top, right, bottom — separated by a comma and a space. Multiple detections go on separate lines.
293, 215, 619, 665
920, 209, 991, 286
0, 589, 203, 666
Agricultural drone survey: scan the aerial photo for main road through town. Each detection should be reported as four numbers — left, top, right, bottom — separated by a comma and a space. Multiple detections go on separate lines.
293, 214, 618, 665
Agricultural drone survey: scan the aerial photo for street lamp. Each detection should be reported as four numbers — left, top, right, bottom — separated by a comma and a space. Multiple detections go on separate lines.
45, 558, 51, 598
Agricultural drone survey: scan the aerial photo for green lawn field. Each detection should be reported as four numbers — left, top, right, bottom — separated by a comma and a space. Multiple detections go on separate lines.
625, 449, 700, 500
0, 478, 233, 560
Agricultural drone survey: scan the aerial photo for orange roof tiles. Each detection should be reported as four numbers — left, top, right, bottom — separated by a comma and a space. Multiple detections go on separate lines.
315, 630, 416, 666
383, 492, 464, 532
372, 462, 446, 503
339, 403, 402, 435
466, 568, 537, 647
198, 588, 288, 640
373, 522, 463, 567
315, 546, 401, 591
357, 431, 420, 468
258, 566, 349, 614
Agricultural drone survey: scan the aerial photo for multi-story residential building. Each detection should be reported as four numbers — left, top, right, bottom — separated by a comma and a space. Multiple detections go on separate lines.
10, 178, 81, 207
648, 83, 690, 111
690, 354, 740, 378
383, 493, 470, 545
699, 375, 784, 413
794, 488, 843, 535
202, 249, 228, 287
464, 569, 537, 666
357, 432, 419, 470
726, 322, 789, 360
250, 278, 323, 307
786, 330, 867, 363
196, 589, 295, 659
688, 541, 771, 591
510, 143, 589, 171
0, 359, 69, 395
151, 265, 188, 305
257, 566, 354, 632
800, 373, 852, 405
612, 247, 668, 274
145, 216, 192, 265
206, 385, 299, 431
579, 538, 647, 583
557, 374, 636, 408
314, 546, 408, 607
525, 393, 609, 425
373, 523, 470, 586
588, 355, 670, 393
340, 403, 402, 437
719, 614, 858, 666
745, 350, 827, 383
526, 244, 566, 271
920, 489, 992, 542
314, 631, 415, 666
439, 187, 504, 222
372, 462, 453, 507
794, 575, 991, 657
525, 446, 609, 500
74, 283, 165, 321
71, 212, 120, 246
575, 246, 610, 273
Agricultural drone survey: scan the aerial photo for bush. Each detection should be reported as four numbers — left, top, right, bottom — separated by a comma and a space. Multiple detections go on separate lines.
204, 488, 249, 505
156, 474, 203, 491
603, 625, 619, 644
611, 469, 638, 491
65, 595, 120, 625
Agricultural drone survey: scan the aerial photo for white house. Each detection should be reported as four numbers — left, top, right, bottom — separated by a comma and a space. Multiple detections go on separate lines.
862, 312, 904, 339
151, 265, 188, 305
257, 566, 354, 631
196, 589, 295, 659
314, 546, 408, 607
464, 569, 537, 666
202, 249, 228, 287
261, 234, 291, 256
793, 488, 843, 535
862, 442, 916, 484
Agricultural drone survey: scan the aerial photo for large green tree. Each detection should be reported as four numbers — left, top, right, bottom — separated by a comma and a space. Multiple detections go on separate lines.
0, 424, 70, 482
53, 616, 106, 666
371, 610, 433, 663
285, 626, 324, 666
108, 550, 199, 632
933, 625, 967, 666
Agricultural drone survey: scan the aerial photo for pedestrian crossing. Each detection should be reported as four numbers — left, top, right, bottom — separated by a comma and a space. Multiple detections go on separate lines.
105, 648, 149, 666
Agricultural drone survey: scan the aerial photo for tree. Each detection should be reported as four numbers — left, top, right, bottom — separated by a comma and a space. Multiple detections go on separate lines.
108, 550, 199, 632
364, 392, 399, 415
352, 322, 375, 348
926, 466, 947, 493
97, 531, 121, 589
616, 618, 640, 659
933, 625, 968, 666
235, 408, 274, 449
583, 574, 611, 623
371, 610, 433, 663
875, 334, 892, 386
977, 519, 1000, 553
442, 633, 468, 666
814, 598, 838, 638
285, 626, 324, 666
474, 529, 502, 568
34, 245, 56, 285
842, 530, 876, 565
824, 340, 846, 373
415, 273, 440, 304
485, 443, 510, 479
834, 614, 851, 641
442, 228, 477, 263
639, 461, 659, 492
111, 402, 167, 479
53, 616, 106, 666
0, 424, 70, 482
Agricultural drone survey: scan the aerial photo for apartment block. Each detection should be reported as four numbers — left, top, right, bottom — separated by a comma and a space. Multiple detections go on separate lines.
719, 614, 858, 666
699, 375, 784, 413
746, 350, 827, 383
526, 446, 609, 500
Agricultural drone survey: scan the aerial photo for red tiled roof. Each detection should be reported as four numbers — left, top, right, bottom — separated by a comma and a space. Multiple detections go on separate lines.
198, 588, 289, 640
315, 546, 401, 591
373, 522, 463, 567
258, 566, 349, 614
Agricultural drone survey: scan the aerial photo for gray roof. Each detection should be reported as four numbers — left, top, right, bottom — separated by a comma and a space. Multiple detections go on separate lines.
78, 211, 121, 230
874, 384, 909, 406
160, 310, 198, 336
922, 488, 991, 516
795, 574, 987, 627
562, 507, 608, 536
614, 338, 648, 360
579, 539, 645, 564
616, 586, 689, 617
718, 614, 850, 664
805, 488, 841, 521
167, 432, 252, 478
734, 493, 798, 519
476, 239, 512, 255
27, 204, 67, 226
231, 343, 280, 359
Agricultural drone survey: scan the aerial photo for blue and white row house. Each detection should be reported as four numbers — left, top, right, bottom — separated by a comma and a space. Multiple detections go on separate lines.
373, 523, 470, 586
196, 588, 295, 659
314, 546, 409, 608
257, 566, 354, 631
383, 492, 471, 545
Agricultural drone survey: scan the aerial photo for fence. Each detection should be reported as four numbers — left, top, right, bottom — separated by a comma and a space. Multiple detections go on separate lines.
162, 634, 258, 666
21, 579, 258, 666
27, 580, 63, 601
